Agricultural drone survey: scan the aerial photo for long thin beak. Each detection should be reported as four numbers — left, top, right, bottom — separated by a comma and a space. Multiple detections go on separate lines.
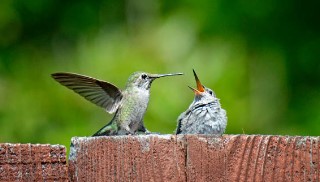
149, 73, 183, 79
193, 69, 205, 92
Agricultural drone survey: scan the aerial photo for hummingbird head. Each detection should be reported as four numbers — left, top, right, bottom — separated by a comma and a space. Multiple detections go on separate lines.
189, 69, 216, 102
126, 71, 183, 90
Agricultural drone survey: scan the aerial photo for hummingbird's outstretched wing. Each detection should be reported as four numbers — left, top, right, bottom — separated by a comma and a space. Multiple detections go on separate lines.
52, 72, 123, 114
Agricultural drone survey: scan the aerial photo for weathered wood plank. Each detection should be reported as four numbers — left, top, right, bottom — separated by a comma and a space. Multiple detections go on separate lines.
69, 135, 186, 182
69, 135, 320, 182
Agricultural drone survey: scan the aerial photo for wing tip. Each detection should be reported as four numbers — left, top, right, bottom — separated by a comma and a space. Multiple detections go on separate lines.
51, 72, 68, 79
51, 72, 58, 78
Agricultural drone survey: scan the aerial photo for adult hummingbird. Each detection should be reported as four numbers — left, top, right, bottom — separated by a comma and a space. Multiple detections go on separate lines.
176, 69, 227, 135
51, 71, 183, 136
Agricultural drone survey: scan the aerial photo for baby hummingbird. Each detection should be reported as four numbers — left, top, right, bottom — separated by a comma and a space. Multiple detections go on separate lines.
52, 71, 183, 136
176, 69, 227, 135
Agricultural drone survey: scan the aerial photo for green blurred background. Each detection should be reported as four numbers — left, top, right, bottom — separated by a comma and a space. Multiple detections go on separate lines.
0, 0, 319, 149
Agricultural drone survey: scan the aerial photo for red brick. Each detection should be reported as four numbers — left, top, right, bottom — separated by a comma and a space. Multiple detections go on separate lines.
0, 143, 67, 181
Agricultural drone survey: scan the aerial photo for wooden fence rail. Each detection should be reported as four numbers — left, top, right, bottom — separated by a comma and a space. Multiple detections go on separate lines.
69, 135, 320, 182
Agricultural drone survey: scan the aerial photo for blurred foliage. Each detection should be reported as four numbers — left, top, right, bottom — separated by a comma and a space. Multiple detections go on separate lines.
0, 0, 320, 151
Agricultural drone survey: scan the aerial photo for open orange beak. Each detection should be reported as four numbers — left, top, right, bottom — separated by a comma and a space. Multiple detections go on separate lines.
188, 69, 205, 95
193, 69, 205, 92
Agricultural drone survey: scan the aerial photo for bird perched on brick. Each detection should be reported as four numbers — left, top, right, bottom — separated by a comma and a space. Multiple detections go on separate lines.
52, 71, 183, 136
176, 70, 227, 135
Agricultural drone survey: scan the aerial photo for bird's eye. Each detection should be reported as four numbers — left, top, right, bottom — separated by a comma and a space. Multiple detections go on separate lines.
141, 74, 147, 79
209, 90, 213, 95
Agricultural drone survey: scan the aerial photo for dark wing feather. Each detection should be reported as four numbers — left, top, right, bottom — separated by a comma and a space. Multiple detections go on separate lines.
51, 72, 122, 114
175, 118, 182, 134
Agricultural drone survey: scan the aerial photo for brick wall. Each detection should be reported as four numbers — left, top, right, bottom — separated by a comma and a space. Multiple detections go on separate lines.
0, 144, 67, 181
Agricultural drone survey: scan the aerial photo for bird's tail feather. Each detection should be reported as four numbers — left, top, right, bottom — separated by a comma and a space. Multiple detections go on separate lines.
92, 121, 117, 136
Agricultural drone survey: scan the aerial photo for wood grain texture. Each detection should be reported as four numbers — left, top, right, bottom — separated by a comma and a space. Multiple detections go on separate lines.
0, 143, 67, 181
69, 135, 186, 182
69, 135, 320, 182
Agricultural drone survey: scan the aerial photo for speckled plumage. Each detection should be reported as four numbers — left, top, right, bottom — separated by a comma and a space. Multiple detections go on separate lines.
176, 70, 227, 135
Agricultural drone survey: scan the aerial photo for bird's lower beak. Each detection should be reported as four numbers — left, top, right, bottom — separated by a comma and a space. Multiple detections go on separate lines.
188, 86, 202, 95
193, 69, 205, 92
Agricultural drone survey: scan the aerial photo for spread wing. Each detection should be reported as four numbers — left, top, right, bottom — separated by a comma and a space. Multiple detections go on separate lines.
51, 72, 123, 114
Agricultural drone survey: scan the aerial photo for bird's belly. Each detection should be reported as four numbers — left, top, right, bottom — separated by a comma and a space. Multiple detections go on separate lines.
130, 100, 148, 128
119, 90, 149, 132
